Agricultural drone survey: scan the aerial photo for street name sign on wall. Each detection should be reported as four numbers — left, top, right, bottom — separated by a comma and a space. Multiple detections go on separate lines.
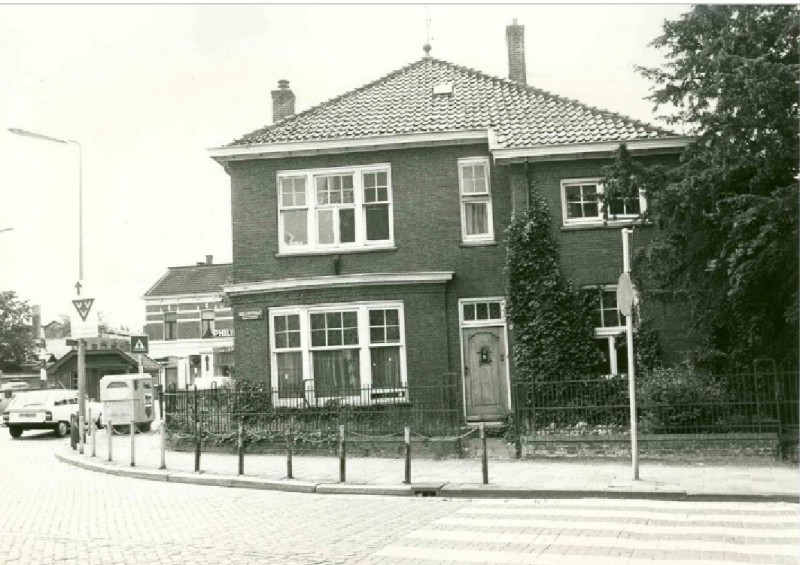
130, 335, 149, 354
71, 297, 98, 338
237, 308, 264, 321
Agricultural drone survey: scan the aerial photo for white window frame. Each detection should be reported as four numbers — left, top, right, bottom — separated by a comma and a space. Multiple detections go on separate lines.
200, 309, 215, 339
269, 301, 407, 407
276, 164, 394, 254
458, 157, 494, 243
589, 285, 634, 377
561, 178, 647, 226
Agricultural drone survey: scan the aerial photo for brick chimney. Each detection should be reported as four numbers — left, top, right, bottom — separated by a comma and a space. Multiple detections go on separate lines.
271, 79, 295, 123
506, 19, 526, 84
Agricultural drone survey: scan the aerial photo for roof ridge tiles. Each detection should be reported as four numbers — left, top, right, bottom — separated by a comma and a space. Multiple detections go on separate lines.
226, 54, 677, 148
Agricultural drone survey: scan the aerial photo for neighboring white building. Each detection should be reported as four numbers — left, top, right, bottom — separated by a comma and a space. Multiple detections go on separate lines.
143, 256, 234, 390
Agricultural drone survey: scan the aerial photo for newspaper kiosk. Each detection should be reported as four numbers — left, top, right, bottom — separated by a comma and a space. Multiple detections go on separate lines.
100, 374, 154, 433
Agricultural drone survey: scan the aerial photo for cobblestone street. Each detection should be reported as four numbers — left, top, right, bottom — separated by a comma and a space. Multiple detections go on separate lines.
2, 430, 798, 564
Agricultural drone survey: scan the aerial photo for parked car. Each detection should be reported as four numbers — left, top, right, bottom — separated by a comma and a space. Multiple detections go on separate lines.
2, 389, 102, 438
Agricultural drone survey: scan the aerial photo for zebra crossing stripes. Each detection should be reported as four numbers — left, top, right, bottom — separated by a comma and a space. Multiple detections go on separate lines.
367, 499, 800, 564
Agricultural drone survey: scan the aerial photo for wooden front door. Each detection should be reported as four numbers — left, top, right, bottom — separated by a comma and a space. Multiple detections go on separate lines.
463, 327, 508, 421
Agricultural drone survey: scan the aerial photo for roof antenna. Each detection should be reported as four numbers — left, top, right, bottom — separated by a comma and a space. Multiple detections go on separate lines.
423, 5, 432, 57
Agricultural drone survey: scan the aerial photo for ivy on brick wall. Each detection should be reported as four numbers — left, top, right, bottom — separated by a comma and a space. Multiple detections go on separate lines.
505, 186, 604, 383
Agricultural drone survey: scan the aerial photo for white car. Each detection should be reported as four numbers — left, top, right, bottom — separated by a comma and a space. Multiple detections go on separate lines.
2, 389, 102, 438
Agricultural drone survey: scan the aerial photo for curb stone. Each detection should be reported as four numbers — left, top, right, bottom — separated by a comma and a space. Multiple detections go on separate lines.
55, 451, 799, 504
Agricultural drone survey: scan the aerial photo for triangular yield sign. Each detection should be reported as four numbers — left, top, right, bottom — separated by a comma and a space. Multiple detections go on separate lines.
133, 339, 146, 352
72, 298, 95, 322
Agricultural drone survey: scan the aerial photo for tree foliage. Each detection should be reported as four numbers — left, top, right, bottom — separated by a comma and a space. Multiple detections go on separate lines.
505, 188, 604, 382
632, 5, 799, 367
0, 291, 35, 371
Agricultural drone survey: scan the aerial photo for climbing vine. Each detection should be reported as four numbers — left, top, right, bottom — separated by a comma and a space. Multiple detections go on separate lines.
505, 186, 604, 383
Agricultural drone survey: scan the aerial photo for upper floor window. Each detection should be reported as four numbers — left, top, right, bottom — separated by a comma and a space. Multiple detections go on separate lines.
164, 312, 177, 341
277, 164, 393, 254
561, 178, 646, 226
459, 157, 494, 243
200, 310, 215, 339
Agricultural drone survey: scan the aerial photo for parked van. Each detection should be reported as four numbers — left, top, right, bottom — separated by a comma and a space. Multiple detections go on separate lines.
2, 389, 102, 438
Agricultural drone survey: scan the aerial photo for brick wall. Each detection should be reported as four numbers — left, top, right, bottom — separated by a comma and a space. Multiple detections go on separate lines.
230, 283, 450, 391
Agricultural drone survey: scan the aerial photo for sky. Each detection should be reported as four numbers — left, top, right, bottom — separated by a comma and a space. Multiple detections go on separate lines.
0, 3, 690, 332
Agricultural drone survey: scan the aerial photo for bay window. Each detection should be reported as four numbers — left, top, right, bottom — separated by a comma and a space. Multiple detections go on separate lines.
277, 164, 393, 254
269, 302, 407, 405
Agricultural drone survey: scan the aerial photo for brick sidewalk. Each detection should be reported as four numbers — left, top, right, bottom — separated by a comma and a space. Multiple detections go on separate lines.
63, 425, 800, 501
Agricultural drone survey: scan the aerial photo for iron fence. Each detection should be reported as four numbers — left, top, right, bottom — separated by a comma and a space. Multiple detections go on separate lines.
164, 374, 461, 439
514, 369, 799, 438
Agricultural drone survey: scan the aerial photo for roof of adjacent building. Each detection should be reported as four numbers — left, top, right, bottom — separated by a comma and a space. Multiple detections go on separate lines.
229, 56, 676, 150
144, 263, 232, 298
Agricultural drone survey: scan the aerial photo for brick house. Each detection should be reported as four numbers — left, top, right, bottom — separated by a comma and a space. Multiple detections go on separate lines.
208, 22, 691, 423
143, 256, 234, 389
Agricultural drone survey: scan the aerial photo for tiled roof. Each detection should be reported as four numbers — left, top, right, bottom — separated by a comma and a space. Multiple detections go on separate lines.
144, 264, 232, 298
231, 57, 675, 149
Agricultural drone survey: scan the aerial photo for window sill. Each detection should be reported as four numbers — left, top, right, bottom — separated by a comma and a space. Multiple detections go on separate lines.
460, 240, 497, 248
276, 246, 397, 258
561, 220, 652, 231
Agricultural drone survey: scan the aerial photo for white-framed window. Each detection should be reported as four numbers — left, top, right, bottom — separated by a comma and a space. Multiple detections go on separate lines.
561, 178, 647, 225
269, 301, 407, 405
460, 299, 504, 325
164, 312, 177, 341
277, 164, 393, 254
458, 157, 494, 243
200, 310, 215, 339
589, 285, 631, 376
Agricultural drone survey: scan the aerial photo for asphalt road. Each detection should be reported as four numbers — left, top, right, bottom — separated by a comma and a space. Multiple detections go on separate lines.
1, 428, 798, 565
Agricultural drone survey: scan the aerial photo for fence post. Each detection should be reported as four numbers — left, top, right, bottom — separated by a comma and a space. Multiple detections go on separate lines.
107, 420, 113, 462
404, 426, 411, 484
480, 422, 488, 485
286, 418, 293, 480
339, 424, 346, 483
238, 417, 245, 476
130, 421, 136, 467
159, 417, 166, 470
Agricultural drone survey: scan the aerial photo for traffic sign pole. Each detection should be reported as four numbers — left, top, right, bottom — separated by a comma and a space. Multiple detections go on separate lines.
621, 228, 639, 481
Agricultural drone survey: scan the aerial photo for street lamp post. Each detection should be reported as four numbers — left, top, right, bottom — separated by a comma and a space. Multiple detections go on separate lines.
8, 128, 87, 448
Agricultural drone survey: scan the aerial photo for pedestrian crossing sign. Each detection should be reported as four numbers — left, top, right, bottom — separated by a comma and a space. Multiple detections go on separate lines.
130, 335, 149, 354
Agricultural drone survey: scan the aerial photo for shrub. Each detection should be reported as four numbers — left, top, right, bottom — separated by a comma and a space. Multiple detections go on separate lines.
637, 364, 731, 433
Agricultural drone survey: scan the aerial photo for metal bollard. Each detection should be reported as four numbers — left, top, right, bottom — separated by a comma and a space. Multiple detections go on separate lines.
70, 414, 78, 450
90, 409, 96, 458
286, 421, 293, 480
480, 422, 488, 485
237, 419, 245, 476
404, 426, 411, 484
159, 419, 166, 470
130, 421, 136, 467
78, 414, 85, 455
107, 421, 113, 462
194, 421, 201, 473
338, 424, 346, 483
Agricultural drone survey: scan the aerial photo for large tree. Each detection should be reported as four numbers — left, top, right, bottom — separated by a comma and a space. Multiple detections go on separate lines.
0, 291, 35, 372
634, 5, 799, 368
